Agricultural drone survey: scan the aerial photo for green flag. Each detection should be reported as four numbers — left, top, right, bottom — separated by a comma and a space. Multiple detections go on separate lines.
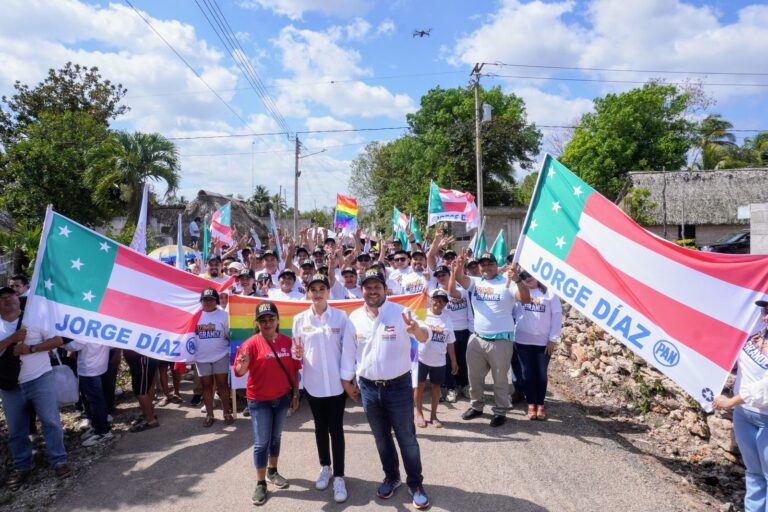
202, 215, 210, 262
474, 230, 487, 257
489, 229, 507, 266
408, 215, 423, 245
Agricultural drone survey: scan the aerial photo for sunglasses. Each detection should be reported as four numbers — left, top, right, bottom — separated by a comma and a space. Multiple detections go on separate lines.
394, 257, 407, 262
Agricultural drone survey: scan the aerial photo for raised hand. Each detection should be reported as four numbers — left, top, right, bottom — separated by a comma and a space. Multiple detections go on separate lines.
292, 336, 304, 360
402, 310, 419, 335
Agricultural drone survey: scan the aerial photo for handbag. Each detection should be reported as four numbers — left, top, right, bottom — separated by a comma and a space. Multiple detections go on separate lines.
0, 312, 24, 391
52, 350, 79, 408
264, 336, 295, 398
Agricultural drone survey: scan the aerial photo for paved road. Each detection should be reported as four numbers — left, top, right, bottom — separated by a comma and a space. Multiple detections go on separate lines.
54, 382, 708, 511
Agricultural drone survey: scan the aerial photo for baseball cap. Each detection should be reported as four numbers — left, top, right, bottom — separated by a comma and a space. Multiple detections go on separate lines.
357, 253, 372, 261
238, 268, 255, 279
300, 259, 315, 268
228, 262, 244, 272
307, 273, 330, 289
431, 288, 449, 301
341, 266, 357, 276
361, 268, 386, 286
262, 250, 277, 259
478, 251, 496, 263
443, 250, 458, 258
433, 265, 450, 277
411, 250, 426, 258
207, 255, 222, 263
278, 269, 296, 280
324, 237, 337, 245
200, 287, 220, 304
312, 246, 325, 255
756, 300, 768, 311
465, 258, 479, 268
255, 301, 279, 319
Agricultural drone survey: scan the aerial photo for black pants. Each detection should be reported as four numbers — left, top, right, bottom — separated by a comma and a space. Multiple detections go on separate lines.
451, 329, 470, 388
514, 343, 551, 406
306, 391, 347, 477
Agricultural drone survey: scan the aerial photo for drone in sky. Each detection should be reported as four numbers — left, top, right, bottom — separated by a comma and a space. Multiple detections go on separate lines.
412, 28, 431, 38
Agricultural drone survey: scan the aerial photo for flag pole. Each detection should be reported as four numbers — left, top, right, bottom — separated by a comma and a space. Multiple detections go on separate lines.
513, 154, 550, 264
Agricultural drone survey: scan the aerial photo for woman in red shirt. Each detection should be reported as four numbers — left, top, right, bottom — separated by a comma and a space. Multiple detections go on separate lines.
234, 301, 300, 506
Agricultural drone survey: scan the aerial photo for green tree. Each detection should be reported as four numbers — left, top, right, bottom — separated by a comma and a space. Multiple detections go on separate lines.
621, 187, 657, 226
561, 83, 695, 200
711, 131, 768, 169
514, 172, 539, 206
247, 185, 272, 216
0, 63, 128, 226
349, 85, 541, 231
695, 114, 736, 170
87, 131, 180, 222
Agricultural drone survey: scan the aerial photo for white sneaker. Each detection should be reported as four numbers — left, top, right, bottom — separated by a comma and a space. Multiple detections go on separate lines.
80, 427, 95, 440
333, 477, 348, 503
315, 465, 331, 490
78, 418, 91, 430
82, 431, 114, 447
446, 389, 458, 403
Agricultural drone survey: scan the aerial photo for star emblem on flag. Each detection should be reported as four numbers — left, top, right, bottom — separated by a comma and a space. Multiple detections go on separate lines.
59, 225, 71, 237
552, 201, 561, 213
71, 258, 84, 270
548, 167, 555, 178
530, 219, 538, 231
555, 236, 566, 249
573, 185, 583, 197
82, 290, 95, 302
99, 242, 110, 252
44, 279, 53, 290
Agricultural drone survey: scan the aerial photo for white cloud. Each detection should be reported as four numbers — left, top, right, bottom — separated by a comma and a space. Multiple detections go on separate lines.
510, 87, 593, 128
238, 0, 371, 20
273, 25, 415, 118
376, 19, 396, 36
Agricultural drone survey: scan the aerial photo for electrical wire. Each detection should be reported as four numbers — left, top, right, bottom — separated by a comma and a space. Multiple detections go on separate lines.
485, 61, 768, 77
484, 73, 768, 88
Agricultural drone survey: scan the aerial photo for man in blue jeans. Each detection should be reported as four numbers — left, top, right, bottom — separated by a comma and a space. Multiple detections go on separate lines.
0, 287, 71, 489
345, 269, 432, 510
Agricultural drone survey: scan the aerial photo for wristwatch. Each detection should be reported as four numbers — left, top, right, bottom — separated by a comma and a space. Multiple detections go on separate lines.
29, 345, 37, 354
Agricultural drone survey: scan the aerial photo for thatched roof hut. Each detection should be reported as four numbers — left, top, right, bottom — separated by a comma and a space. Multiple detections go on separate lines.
626, 168, 768, 225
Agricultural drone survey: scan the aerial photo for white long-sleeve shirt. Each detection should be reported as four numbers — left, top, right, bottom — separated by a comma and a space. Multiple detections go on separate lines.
349, 300, 429, 381
735, 334, 768, 414
292, 305, 357, 397
513, 288, 562, 346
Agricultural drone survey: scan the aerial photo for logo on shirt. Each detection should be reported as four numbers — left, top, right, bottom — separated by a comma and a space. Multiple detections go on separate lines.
302, 325, 315, 333
523, 303, 546, 313
744, 335, 768, 370
382, 325, 397, 341
186, 339, 197, 355
474, 285, 501, 302
430, 326, 447, 344
447, 298, 467, 311
196, 323, 222, 339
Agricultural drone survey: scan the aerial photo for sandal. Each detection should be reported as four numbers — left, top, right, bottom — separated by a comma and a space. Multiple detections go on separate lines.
129, 420, 160, 433
430, 419, 443, 429
536, 406, 547, 421
527, 405, 537, 420
224, 412, 235, 425
203, 416, 215, 428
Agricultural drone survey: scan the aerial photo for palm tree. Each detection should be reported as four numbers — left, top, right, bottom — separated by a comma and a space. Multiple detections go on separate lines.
88, 131, 180, 221
695, 114, 736, 169
248, 185, 272, 216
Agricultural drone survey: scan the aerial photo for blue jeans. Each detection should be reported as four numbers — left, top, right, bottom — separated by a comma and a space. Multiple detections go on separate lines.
514, 343, 551, 406
0, 371, 68, 471
359, 372, 424, 489
247, 394, 290, 469
79, 375, 110, 435
733, 406, 768, 512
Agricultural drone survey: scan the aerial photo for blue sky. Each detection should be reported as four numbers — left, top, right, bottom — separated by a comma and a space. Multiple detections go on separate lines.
1, 0, 766, 211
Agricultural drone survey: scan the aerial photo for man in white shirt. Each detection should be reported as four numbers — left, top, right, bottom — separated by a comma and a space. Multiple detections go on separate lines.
346, 269, 432, 510
64, 339, 113, 446
189, 216, 201, 247
400, 251, 429, 295
0, 287, 71, 488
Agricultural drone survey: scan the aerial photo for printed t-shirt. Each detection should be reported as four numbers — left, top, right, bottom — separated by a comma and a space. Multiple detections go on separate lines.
238, 333, 300, 401
419, 310, 456, 367
195, 307, 230, 363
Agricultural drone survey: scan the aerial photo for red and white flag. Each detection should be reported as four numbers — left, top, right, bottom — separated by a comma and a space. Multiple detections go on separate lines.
515, 155, 768, 410
26, 208, 234, 362
427, 181, 480, 229
210, 202, 233, 246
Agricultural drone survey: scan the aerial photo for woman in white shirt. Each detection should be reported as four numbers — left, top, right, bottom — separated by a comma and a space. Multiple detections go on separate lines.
714, 300, 768, 512
291, 273, 356, 504
513, 270, 562, 421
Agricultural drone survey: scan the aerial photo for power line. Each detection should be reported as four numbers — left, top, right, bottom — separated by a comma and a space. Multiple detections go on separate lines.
194, 0, 291, 134
179, 141, 365, 158
485, 61, 768, 77
484, 73, 768, 88
122, 0, 249, 126
167, 126, 409, 141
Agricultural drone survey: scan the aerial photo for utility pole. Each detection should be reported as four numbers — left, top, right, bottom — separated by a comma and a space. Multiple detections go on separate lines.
293, 136, 300, 239
472, 63, 485, 220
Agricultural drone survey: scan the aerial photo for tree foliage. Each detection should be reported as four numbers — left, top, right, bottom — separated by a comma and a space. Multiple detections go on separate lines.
621, 187, 657, 226
561, 83, 696, 200
0, 63, 129, 226
349, 85, 541, 232
87, 131, 180, 222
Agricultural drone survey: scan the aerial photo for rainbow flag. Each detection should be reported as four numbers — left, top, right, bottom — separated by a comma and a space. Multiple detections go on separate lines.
228, 293, 427, 388
334, 194, 359, 235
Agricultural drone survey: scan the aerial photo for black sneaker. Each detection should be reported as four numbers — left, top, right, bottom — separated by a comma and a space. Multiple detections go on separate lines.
490, 414, 506, 427
190, 394, 202, 406
461, 407, 483, 420
252, 482, 267, 505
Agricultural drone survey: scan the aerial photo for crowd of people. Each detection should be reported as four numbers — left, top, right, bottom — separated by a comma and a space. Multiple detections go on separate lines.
2, 218, 766, 511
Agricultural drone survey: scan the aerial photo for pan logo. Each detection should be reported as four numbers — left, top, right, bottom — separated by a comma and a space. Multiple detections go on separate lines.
186, 338, 197, 355
653, 340, 679, 367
